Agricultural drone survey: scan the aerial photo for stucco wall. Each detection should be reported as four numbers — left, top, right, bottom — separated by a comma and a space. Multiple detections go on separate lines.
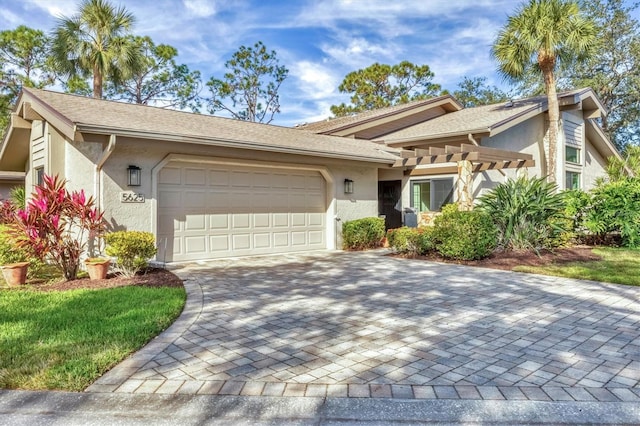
583, 137, 609, 189
475, 115, 546, 196
63, 135, 383, 251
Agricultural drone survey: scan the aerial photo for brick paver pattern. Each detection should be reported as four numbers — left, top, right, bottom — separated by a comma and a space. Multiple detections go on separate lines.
88, 251, 640, 402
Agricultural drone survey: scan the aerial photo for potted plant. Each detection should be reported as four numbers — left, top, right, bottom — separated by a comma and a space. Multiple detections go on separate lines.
84, 257, 111, 280
0, 224, 30, 286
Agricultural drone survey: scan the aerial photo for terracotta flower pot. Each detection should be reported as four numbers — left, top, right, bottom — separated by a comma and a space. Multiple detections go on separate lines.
85, 258, 111, 280
1, 262, 29, 286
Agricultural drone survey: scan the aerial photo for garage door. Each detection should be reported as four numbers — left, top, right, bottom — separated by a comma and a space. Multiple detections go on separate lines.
157, 161, 327, 261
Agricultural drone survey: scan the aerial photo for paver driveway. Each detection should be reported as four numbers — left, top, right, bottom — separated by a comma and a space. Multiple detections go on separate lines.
88, 251, 640, 402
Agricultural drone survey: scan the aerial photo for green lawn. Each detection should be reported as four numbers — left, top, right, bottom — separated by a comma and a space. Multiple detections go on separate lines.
514, 247, 640, 286
0, 286, 185, 391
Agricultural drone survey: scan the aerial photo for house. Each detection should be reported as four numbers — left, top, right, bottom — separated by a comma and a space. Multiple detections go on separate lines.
300, 88, 622, 228
0, 87, 621, 262
0, 88, 398, 262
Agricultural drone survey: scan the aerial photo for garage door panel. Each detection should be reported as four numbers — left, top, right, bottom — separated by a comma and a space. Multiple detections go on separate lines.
209, 214, 229, 230
273, 213, 289, 227
291, 231, 306, 246
209, 169, 229, 186
210, 235, 229, 251
252, 172, 270, 188
159, 190, 182, 208
185, 168, 206, 185
159, 167, 181, 185
273, 232, 289, 247
232, 234, 251, 250
309, 230, 324, 245
307, 175, 324, 190
208, 192, 229, 208
158, 162, 326, 261
253, 233, 270, 248
232, 214, 250, 229
231, 171, 252, 187
184, 191, 206, 207
185, 214, 206, 231
291, 213, 306, 227
185, 236, 207, 254
254, 213, 270, 228
308, 213, 324, 226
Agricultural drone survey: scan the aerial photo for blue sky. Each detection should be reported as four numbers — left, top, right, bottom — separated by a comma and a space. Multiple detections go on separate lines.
1, 0, 638, 126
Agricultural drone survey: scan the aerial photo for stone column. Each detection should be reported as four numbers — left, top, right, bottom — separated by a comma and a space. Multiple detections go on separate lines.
457, 160, 473, 211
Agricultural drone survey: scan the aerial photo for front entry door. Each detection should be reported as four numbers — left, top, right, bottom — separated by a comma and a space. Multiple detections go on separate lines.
378, 180, 402, 229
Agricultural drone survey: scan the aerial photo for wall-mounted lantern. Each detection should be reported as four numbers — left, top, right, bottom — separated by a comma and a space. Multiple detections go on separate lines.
344, 178, 354, 194
127, 165, 142, 186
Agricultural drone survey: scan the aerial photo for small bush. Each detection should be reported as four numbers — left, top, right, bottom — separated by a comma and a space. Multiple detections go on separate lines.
586, 178, 640, 248
432, 206, 497, 260
0, 225, 29, 264
387, 227, 434, 255
342, 217, 385, 250
105, 231, 157, 277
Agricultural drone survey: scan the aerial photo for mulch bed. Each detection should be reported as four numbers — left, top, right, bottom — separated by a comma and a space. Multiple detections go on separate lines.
392, 246, 602, 271
19, 268, 183, 292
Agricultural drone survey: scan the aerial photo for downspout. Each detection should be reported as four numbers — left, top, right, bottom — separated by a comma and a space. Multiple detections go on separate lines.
95, 134, 116, 211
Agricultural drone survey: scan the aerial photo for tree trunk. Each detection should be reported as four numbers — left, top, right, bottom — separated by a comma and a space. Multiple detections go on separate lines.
542, 65, 559, 184
93, 65, 103, 99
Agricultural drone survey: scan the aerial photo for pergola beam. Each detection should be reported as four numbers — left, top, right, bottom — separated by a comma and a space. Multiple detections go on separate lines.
405, 159, 535, 176
393, 143, 534, 168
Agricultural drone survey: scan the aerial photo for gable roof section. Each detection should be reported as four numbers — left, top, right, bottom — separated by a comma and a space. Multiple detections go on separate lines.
0, 88, 398, 170
380, 88, 606, 148
297, 95, 463, 138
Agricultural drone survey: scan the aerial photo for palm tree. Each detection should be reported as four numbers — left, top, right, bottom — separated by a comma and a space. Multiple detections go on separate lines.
492, 0, 597, 183
51, 0, 138, 98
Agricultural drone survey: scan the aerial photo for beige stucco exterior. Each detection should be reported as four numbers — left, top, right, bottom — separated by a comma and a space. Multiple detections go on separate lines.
58, 134, 381, 254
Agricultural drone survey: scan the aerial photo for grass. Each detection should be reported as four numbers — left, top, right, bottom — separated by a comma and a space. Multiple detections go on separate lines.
514, 247, 640, 286
0, 285, 185, 391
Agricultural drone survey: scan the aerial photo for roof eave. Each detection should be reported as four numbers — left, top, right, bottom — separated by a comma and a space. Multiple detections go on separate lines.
74, 124, 397, 165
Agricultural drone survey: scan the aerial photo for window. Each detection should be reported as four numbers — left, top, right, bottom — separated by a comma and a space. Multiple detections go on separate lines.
410, 178, 453, 212
566, 146, 580, 164
35, 167, 44, 186
566, 171, 580, 190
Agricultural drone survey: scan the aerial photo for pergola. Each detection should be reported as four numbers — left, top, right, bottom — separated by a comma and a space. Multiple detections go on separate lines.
393, 143, 534, 210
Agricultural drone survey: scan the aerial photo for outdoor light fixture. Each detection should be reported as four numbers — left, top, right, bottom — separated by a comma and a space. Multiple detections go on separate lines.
127, 165, 142, 186
344, 178, 354, 194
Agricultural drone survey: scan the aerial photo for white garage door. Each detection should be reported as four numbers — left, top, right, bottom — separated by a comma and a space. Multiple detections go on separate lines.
157, 161, 327, 261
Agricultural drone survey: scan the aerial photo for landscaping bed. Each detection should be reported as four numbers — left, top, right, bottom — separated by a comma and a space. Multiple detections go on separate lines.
8, 267, 184, 292
400, 246, 602, 271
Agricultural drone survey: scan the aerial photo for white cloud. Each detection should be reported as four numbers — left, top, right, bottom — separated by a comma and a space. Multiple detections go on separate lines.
291, 61, 339, 100
320, 36, 399, 69
0, 9, 23, 26
183, 0, 217, 17
23, 0, 77, 18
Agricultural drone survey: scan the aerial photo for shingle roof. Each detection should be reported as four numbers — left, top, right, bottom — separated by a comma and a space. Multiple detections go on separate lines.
380, 89, 597, 143
22, 88, 398, 163
297, 96, 459, 134
380, 96, 548, 142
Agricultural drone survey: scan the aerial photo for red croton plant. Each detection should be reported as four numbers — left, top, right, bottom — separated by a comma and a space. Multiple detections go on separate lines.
12, 174, 106, 281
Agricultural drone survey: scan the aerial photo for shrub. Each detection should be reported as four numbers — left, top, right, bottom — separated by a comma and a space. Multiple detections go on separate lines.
432, 205, 497, 260
342, 217, 385, 250
387, 227, 434, 255
12, 175, 105, 281
0, 200, 16, 225
0, 225, 29, 264
586, 178, 640, 248
105, 231, 158, 277
477, 176, 567, 250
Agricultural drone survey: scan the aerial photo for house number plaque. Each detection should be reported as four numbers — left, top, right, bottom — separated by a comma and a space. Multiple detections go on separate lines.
120, 192, 145, 203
